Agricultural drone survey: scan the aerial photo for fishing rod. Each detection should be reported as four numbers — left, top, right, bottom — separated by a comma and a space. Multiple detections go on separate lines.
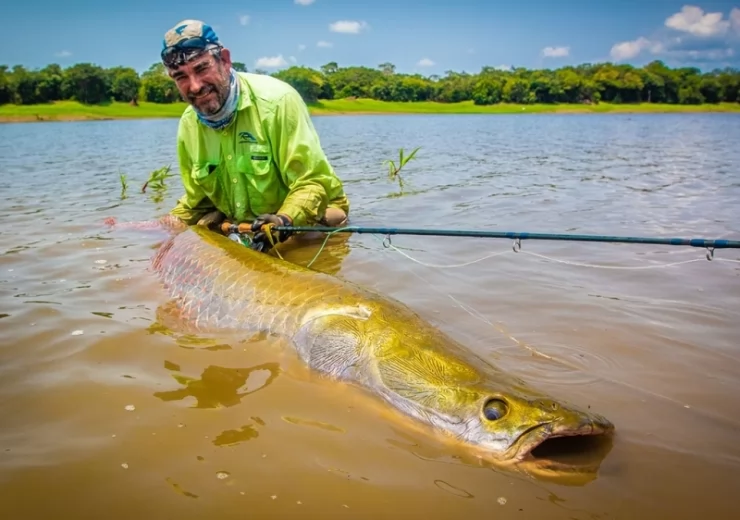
272, 225, 740, 259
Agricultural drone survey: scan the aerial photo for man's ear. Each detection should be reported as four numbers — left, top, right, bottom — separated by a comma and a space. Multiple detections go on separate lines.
220, 47, 232, 68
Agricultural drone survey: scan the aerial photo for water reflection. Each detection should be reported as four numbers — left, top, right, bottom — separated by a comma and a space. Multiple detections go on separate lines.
153, 363, 281, 408
212, 424, 260, 446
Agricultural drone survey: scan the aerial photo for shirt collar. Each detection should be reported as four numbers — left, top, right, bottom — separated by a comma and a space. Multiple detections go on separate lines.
236, 72, 252, 110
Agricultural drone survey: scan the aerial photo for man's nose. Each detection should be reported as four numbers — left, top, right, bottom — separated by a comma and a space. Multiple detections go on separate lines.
188, 74, 205, 92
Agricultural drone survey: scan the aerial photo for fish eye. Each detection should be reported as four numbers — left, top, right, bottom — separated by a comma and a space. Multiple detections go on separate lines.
482, 398, 508, 421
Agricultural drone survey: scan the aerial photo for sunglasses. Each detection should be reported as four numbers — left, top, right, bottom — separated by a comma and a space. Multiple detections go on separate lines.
161, 37, 222, 68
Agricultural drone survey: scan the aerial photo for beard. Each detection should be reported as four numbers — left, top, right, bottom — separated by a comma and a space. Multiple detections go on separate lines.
187, 74, 230, 115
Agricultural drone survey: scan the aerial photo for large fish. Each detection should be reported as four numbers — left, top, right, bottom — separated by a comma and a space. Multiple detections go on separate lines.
116, 219, 614, 482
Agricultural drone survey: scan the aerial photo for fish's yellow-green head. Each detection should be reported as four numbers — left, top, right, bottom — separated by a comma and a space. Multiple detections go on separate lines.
359, 307, 615, 473
447, 385, 614, 463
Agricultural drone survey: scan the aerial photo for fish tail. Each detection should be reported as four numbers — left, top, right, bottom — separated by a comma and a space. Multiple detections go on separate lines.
102, 214, 188, 233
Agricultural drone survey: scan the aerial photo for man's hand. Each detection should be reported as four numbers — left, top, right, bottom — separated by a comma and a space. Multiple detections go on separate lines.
251, 213, 293, 251
197, 210, 226, 230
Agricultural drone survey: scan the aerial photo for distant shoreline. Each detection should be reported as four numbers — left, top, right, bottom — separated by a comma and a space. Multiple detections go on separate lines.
1, 99, 739, 123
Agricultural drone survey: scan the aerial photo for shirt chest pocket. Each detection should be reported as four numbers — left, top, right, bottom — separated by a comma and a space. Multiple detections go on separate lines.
236, 143, 281, 215
191, 162, 224, 196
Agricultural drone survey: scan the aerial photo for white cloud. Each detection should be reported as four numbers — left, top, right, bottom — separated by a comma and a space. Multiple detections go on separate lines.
298, 44, 306, 51
417, 58, 435, 67
55, 50, 71, 57
542, 46, 569, 57
289, 56, 297, 63
730, 7, 740, 32
294, 0, 315, 5
329, 20, 368, 34
494, 64, 512, 71
665, 5, 730, 37
610, 37, 663, 60
255, 55, 288, 68
238, 15, 250, 26
317, 40, 333, 48
609, 5, 740, 64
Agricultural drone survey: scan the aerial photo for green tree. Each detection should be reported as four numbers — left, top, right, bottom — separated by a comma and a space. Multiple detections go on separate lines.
62, 63, 110, 104
37, 64, 64, 102
271, 66, 328, 103
0, 65, 12, 104
108, 66, 141, 103
320, 62, 338, 76
139, 63, 179, 103
378, 62, 396, 75
0, 57, 739, 108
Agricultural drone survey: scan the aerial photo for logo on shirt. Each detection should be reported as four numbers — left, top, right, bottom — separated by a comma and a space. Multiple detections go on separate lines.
238, 131, 258, 143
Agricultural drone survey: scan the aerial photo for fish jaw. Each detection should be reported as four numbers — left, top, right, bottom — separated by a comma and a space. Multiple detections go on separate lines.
505, 412, 615, 461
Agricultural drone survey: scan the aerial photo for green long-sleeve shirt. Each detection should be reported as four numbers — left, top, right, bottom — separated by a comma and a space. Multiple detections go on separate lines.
169, 71, 349, 227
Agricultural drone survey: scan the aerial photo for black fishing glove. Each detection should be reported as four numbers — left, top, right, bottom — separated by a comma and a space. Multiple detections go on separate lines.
251, 213, 293, 251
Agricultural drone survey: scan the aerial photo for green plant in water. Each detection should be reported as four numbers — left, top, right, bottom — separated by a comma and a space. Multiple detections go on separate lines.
119, 172, 128, 199
383, 147, 420, 193
141, 164, 174, 193
140, 164, 175, 204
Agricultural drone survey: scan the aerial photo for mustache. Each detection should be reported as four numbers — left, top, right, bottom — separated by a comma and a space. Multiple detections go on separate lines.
188, 85, 217, 100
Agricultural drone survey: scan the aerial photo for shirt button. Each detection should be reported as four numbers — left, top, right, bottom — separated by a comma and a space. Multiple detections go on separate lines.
227, 154, 232, 160
232, 178, 237, 183
236, 202, 241, 207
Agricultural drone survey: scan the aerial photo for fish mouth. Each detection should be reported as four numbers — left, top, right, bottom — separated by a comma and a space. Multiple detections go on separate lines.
506, 415, 615, 479
494, 417, 615, 485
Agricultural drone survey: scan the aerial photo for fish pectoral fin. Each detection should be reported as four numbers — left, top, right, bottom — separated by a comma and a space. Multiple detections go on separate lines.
292, 312, 365, 378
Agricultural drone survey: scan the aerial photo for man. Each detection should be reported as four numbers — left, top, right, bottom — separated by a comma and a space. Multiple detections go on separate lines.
160, 19, 350, 249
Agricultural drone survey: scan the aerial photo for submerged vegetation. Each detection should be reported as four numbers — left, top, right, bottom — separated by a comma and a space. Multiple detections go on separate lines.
140, 165, 175, 203
0, 59, 738, 121
384, 147, 420, 195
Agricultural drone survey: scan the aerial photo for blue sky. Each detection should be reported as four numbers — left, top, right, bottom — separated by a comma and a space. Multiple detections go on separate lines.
3, 1, 740, 74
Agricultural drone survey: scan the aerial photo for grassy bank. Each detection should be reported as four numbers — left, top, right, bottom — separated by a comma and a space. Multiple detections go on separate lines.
309, 99, 740, 115
1, 98, 739, 122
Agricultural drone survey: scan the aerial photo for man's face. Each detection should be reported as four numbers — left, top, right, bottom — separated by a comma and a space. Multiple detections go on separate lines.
167, 48, 233, 115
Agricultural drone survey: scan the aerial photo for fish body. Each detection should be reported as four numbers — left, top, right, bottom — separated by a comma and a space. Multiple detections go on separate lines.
151, 226, 614, 478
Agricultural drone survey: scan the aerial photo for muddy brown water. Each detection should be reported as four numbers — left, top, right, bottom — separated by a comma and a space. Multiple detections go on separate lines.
1, 113, 739, 519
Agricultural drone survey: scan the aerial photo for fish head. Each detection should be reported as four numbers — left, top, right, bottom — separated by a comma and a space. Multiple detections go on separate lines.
367, 316, 615, 482
463, 388, 614, 463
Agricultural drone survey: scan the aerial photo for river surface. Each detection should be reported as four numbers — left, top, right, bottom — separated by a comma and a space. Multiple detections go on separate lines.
1, 112, 739, 519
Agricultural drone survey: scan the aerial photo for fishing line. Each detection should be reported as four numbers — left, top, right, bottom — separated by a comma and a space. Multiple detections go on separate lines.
375, 237, 727, 270
366, 235, 740, 424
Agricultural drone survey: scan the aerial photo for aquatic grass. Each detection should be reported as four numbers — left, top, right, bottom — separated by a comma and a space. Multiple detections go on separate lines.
383, 147, 420, 194
141, 165, 175, 204
119, 172, 128, 199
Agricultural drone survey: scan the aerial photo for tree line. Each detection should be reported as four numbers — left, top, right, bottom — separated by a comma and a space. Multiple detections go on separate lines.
1, 59, 738, 107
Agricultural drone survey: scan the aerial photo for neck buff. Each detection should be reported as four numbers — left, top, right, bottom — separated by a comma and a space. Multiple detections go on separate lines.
195, 68, 240, 130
